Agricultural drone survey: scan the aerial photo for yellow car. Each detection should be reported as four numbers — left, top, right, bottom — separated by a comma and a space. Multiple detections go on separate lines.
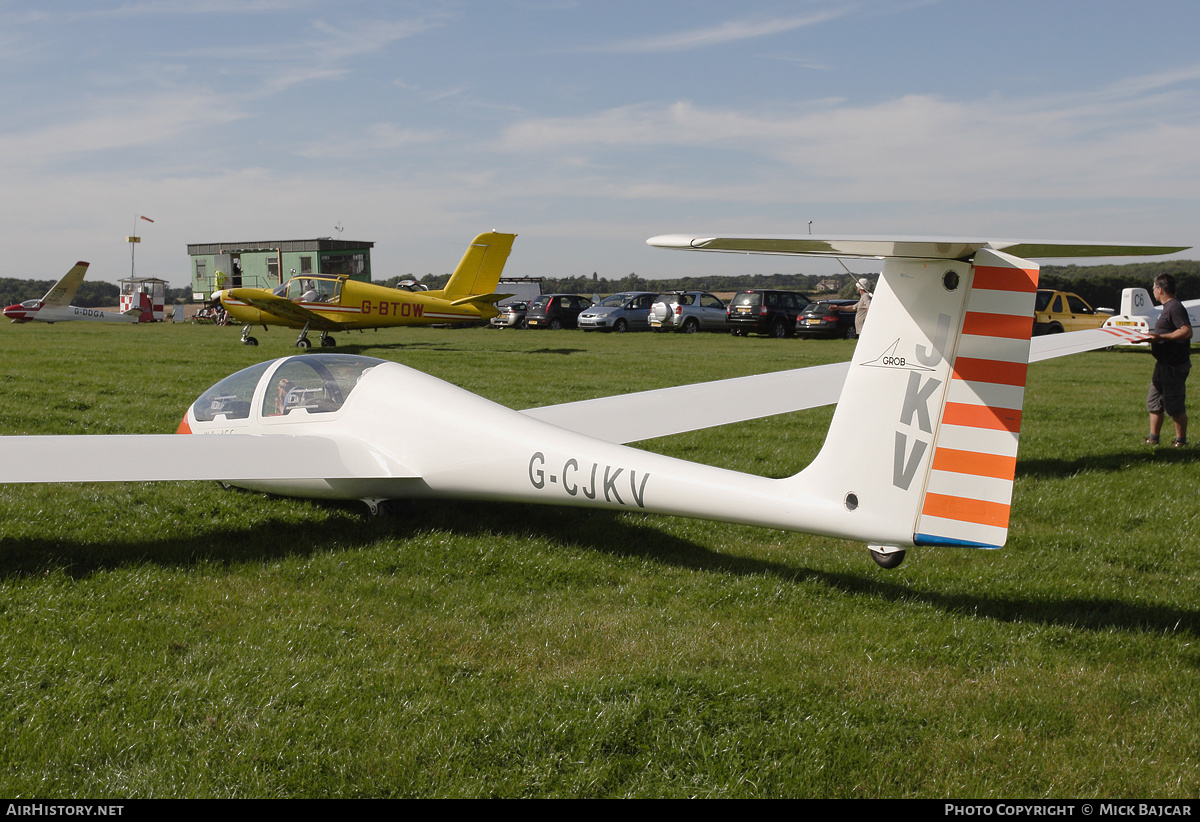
1033, 289, 1113, 335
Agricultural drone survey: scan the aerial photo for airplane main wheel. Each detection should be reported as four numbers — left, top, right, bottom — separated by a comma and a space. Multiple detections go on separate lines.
869, 548, 906, 569
243, 337, 259, 346
296, 338, 311, 349
321, 337, 337, 347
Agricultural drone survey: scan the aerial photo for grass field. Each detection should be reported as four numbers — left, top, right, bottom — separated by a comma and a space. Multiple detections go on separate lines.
0, 318, 1197, 798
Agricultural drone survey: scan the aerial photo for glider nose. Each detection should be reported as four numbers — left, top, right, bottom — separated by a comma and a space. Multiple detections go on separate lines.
3, 303, 29, 322
176, 415, 192, 435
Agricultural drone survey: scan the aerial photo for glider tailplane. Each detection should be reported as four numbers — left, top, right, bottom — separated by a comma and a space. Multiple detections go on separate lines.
794, 248, 1039, 551
441, 232, 516, 302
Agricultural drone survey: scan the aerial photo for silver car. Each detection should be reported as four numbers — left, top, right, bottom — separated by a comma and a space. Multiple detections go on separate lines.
650, 291, 727, 332
578, 291, 657, 332
490, 301, 529, 329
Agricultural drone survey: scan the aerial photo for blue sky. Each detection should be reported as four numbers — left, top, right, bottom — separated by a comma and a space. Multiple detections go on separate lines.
3, 0, 1199, 287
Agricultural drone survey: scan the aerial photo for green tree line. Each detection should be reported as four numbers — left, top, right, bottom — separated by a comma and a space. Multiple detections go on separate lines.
377, 271, 863, 296
380, 259, 1200, 307
1039, 260, 1200, 311
0, 279, 121, 308
0, 279, 199, 307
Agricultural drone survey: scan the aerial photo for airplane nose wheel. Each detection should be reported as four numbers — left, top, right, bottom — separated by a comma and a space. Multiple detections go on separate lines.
869, 547, 906, 569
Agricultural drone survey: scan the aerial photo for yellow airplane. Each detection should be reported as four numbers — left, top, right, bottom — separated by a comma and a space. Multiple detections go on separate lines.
216, 231, 516, 347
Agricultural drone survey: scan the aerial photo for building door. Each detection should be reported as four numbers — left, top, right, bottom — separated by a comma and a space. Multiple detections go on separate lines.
214, 253, 232, 291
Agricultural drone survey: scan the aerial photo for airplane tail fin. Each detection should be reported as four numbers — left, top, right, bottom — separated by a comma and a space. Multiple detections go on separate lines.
40, 262, 89, 308
1120, 287, 1154, 317
440, 232, 516, 302
794, 248, 1039, 550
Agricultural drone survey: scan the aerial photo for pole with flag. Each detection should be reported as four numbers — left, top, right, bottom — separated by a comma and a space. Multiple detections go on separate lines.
127, 215, 154, 279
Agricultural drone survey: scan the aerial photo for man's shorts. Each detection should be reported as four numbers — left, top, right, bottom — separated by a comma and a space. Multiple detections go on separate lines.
1147, 361, 1191, 417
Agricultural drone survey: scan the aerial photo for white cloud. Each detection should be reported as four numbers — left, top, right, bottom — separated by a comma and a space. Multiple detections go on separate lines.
598, 9, 851, 52
497, 67, 1200, 206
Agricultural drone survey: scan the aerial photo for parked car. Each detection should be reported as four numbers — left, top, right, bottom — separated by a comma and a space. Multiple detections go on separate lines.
490, 301, 528, 329
524, 294, 593, 329
1033, 289, 1113, 335
578, 291, 657, 332
649, 291, 728, 333
795, 299, 858, 339
726, 289, 811, 337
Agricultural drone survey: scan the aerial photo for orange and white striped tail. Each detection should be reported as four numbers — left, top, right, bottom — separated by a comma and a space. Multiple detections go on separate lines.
915, 251, 1038, 548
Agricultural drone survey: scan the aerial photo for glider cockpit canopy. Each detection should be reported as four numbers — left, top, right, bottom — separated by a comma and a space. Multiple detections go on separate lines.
191, 355, 385, 424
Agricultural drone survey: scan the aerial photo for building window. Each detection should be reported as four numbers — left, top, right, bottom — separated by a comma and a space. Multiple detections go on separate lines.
320, 253, 368, 278
300, 256, 313, 274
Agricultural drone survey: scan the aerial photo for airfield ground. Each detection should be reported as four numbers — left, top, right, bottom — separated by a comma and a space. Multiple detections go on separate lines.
0, 319, 1197, 797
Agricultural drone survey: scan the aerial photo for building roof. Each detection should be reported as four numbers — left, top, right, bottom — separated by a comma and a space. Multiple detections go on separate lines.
187, 239, 374, 255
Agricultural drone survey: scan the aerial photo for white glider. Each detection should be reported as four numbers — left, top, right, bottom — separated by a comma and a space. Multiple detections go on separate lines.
3, 262, 145, 324
1103, 286, 1200, 339
0, 236, 1183, 568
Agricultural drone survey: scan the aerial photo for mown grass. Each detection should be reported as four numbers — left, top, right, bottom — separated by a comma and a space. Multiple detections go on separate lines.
0, 319, 1197, 797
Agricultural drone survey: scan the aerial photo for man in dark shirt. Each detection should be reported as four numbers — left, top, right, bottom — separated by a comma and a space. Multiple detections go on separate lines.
1145, 273, 1192, 447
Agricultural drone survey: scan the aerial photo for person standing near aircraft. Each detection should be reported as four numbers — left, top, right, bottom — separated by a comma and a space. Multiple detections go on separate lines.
1144, 273, 1192, 447
836, 277, 872, 337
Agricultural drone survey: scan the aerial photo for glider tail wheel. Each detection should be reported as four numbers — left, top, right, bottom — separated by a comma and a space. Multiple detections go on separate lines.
869, 548, 907, 569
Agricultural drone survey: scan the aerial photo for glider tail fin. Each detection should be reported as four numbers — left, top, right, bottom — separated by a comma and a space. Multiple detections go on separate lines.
1120, 287, 1154, 317
40, 262, 89, 308
795, 248, 1039, 550
441, 232, 516, 302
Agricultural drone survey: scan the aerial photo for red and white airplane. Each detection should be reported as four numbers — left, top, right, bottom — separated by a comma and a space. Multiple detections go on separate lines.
0, 235, 1180, 568
3, 262, 146, 324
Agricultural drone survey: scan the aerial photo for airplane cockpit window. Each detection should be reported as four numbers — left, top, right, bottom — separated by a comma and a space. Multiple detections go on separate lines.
190, 356, 386, 424
287, 278, 341, 304
191, 360, 275, 422
262, 355, 385, 417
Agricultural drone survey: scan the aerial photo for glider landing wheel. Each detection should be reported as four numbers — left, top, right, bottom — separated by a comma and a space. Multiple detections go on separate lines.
869, 548, 906, 569
295, 337, 312, 349
243, 336, 258, 346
